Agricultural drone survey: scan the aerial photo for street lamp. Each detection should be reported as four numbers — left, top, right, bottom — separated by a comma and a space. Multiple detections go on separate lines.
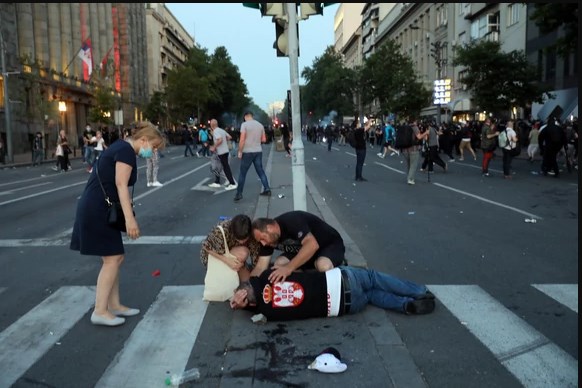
58, 100, 67, 140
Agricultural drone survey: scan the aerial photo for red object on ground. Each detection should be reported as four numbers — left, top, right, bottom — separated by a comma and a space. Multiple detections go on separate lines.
152, 269, 161, 277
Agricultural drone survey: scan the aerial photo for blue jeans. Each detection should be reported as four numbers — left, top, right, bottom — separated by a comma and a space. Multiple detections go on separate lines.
236, 152, 270, 196
84, 146, 95, 165
341, 266, 429, 314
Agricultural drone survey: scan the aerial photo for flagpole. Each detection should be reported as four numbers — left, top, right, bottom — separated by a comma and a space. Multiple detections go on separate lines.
63, 36, 90, 75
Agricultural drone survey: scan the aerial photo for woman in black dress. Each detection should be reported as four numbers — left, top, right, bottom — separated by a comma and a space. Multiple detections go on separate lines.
70, 122, 165, 326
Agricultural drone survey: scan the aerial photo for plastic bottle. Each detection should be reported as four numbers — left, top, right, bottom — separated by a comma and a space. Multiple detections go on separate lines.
165, 368, 200, 386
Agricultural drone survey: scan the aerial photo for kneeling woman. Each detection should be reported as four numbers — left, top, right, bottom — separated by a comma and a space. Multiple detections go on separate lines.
200, 214, 265, 282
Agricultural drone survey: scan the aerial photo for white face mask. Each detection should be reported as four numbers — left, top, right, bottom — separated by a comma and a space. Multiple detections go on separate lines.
86, 127, 91, 131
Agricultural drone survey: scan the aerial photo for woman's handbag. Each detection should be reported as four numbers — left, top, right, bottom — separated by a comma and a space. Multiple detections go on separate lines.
203, 225, 240, 302
95, 159, 135, 232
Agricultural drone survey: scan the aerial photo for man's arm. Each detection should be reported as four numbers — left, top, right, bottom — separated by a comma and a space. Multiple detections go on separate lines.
268, 233, 319, 283
238, 131, 246, 158
250, 255, 272, 277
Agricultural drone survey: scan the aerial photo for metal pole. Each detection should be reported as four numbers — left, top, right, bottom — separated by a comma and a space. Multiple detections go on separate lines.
0, 31, 13, 163
286, 3, 306, 211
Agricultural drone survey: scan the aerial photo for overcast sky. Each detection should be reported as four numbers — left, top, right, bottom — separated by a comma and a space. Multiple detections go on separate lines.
165, 3, 339, 114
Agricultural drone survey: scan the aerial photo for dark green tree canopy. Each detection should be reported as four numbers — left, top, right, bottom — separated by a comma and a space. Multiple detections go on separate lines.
361, 39, 431, 120
301, 46, 355, 121
452, 40, 552, 115
529, 3, 578, 57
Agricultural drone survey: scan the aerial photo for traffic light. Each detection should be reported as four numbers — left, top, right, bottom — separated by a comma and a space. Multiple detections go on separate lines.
274, 17, 289, 57
299, 3, 324, 20
260, 3, 285, 17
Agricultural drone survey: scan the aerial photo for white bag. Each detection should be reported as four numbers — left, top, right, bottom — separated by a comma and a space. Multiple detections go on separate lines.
55, 144, 64, 157
203, 225, 240, 302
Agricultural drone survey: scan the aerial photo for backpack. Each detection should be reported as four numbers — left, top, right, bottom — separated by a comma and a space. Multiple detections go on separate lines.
497, 129, 508, 148
394, 125, 415, 150
346, 130, 357, 148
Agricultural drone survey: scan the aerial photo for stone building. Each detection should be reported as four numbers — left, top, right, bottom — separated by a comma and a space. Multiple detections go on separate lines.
0, 3, 148, 160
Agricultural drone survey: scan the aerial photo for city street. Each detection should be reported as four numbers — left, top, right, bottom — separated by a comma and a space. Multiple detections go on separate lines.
0, 139, 578, 388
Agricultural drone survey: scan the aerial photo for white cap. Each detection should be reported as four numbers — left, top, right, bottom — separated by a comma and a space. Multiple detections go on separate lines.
307, 348, 347, 373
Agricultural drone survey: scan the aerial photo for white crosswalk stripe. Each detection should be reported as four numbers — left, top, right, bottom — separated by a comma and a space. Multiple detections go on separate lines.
96, 285, 207, 388
532, 284, 578, 313
0, 286, 95, 387
429, 284, 578, 388
0, 284, 577, 387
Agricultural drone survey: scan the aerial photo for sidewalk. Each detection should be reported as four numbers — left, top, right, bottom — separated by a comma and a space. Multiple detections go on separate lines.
215, 142, 428, 388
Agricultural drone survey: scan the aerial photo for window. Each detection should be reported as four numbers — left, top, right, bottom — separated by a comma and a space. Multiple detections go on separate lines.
458, 3, 465, 15
436, 5, 448, 26
471, 13, 499, 40
507, 3, 520, 26
546, 48, 556, 81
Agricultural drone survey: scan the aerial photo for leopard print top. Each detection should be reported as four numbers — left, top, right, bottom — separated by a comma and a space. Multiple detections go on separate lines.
200, 220, 261, 267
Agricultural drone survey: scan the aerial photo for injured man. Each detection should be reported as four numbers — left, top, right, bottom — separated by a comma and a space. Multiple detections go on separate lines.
229, 266, 436, 321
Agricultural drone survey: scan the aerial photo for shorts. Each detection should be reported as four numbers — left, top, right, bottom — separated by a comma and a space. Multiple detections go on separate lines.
383, 140, 394, 147
279, 241, 346, 270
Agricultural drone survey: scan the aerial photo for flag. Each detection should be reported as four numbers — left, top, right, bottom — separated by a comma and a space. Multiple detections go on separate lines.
77, 39, 92, 80
100, 46, 113, 77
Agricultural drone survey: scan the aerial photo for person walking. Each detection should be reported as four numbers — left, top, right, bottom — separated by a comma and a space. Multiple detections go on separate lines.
32, 132, 45, 166
198, 124, 211, 157
501, 120, 519, 179
88, 130, 108, 173
182, 124, 195, 157
458, 123, 477, 161
230, 266, 436, 320
55, 129, 72, 172
420, 122, 447, 173
353, 126, 368, 181
480, 118, 500, 176
233, 111, 271, 202
400, 120, 429, 185
527, 122, 540, 163
70, 122, 165, 326
280, 122, 292, 157
538, 116, 566, 177
207, 119, 237, 190
146, 148, 163, 187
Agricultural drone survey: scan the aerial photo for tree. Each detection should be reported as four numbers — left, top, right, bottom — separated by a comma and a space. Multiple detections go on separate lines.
144, 91, 168, 127
88, 87, 115, 126
452, 39, 552, 116
360, 39, 431, 120
529, 3, 578, 58
301, 46, 355, 122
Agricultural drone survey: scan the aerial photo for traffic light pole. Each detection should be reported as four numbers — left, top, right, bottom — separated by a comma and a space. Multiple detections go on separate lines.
286, 3, 306, 211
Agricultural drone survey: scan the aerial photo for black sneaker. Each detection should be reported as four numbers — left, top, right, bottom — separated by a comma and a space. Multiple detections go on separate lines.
413, 290, 435, 300
234, 194, 243, 202
404, 299, 435, 315
259, 190, 271, 196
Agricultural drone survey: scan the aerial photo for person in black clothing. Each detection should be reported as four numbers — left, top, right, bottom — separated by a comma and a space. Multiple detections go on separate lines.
280, 123, 292, 157
324, 125, 334, 151
538, 116, 566, 177
251, 211, 346, 284
32, 132, 45, 166
182, 125, 195, 157
353, 127, 369, 181
229, 266, 436, 320
420, 123, 447, 172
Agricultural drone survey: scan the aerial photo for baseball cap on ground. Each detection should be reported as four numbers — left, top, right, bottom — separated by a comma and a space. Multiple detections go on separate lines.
307, 347, 347, 373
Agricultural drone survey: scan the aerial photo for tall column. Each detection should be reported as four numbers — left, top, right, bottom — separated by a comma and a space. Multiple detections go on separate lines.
32, 3, 49, 66
47, 3, 61, 74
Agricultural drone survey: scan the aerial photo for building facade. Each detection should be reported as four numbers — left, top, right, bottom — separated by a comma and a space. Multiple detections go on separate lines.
145, 3, 194, 97
0, 3, 149, 160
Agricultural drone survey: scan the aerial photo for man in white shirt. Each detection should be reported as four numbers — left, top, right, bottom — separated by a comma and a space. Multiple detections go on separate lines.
208, 119, 237, 190
234, 111, 271, 202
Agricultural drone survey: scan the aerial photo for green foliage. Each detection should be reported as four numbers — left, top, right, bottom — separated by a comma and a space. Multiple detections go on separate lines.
88, 87, 115, 125
301, 46, 355, 119
361, 39, 431, 119
529, 3, 578, 58
144, 91, 167, 126
452, 39, 552, 115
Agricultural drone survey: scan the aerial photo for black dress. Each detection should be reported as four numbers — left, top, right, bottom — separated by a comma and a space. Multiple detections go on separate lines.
70, 139, 137, 256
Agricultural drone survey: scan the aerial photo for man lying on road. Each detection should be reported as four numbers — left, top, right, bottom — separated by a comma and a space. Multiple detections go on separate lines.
229, 266, 436, 321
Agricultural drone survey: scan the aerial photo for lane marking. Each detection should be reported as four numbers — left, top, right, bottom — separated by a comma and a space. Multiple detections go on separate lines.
0, 181, 53, 196
0, 235, 207, 247
375, 162, 405, 175
431, 183, 542, 219
0, 181, 87, 207
96, 286, 207, 388
532, 284, 578, 313
0, 286, 95, 387
429, 285, 578, 388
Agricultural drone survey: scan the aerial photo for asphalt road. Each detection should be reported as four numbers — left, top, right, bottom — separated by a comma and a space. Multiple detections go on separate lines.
0, 140, 577, 388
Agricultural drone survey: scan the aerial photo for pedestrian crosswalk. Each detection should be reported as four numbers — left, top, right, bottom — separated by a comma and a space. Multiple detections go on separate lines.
0, 283, 577, 387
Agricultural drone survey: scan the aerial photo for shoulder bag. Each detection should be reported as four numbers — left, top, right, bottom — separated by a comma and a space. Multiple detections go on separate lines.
95, 158, 135, 232
203, 225, 240, 302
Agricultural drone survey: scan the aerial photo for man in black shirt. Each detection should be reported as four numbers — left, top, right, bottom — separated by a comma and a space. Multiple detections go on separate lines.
229, 266, 435, 321
353, 126, 369, 181
252, 211, 346, 283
